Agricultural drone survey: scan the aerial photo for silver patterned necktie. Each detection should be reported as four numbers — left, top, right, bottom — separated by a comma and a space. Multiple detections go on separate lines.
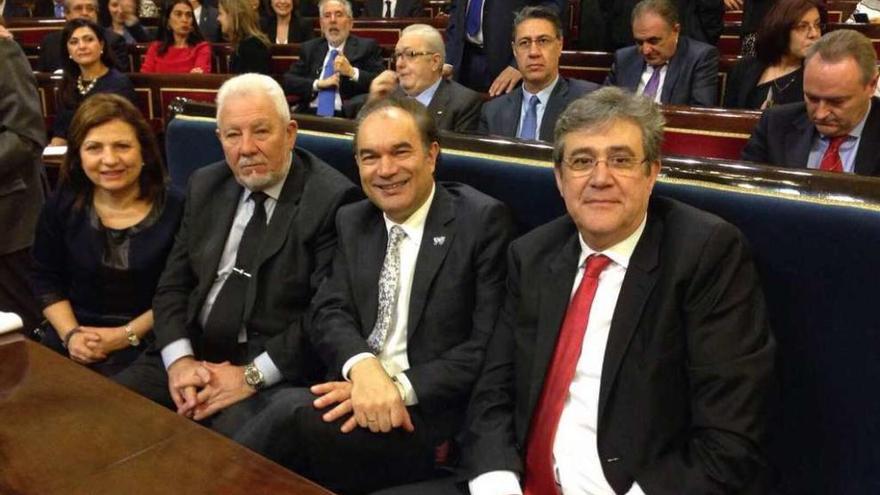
367, 225, 406, 353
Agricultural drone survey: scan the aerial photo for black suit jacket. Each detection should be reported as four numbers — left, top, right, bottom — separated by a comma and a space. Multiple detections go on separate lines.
2, 1, 27, 16
478, 77, 600, 141
462, 197, 775, 493
282, 35, 385, 110
344, 78, 483, 133
308, 182, 514, 441
605, 35, 719, 107
362, 0, 424, 17
39, 28, 130, 72
197, 5, 222, 42
152, 149, 361, 381
741, 97, 880, 176
677, 0, 724, 46
0, 39, 45, 255
260, 13, 313, 44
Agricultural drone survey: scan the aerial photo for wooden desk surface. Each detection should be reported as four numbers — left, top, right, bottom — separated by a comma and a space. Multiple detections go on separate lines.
0, 334, 335, 495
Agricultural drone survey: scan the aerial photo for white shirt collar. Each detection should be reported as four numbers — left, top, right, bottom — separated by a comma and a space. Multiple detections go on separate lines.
383, 182, 436, 239
577, 214, 647, 270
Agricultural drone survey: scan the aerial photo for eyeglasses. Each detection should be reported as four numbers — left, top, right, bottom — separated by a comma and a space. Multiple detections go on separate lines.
513, 36, 558, 51
561, 155, 649, 176
393, 50, 435, 62
793, 21, 822, 35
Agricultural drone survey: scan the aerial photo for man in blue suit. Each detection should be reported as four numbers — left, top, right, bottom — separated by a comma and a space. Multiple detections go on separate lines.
604, 0, 718, 107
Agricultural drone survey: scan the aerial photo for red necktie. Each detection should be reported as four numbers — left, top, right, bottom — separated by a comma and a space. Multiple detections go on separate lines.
819, 136, 847, 173
524, 254, 612, 495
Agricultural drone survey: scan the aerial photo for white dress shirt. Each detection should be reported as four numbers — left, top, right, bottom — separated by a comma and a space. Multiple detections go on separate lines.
160, 165, 290, 387
806, 101, 871, 174
341, 184, 437, 405
380, 0, 397, 16
310, 39, 361, 111
636, 64, 667, 103
470, 216, 649, 495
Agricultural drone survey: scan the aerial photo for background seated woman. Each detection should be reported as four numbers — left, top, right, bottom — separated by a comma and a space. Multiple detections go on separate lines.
104, 0, 152, 45
218, 0, 272, 74
49, 18, 137, 146
31, 94, 184, 377
724, 0, 825, 109
141, 0, 211, 73
261, 0, 313, 44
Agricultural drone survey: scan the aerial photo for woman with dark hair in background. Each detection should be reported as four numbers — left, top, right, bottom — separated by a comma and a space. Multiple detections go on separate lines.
261, 0, 313, 44
49, 18, 136, 146
218, 0, 271, 73
724, 0, 824, 109
141, 0, 212, 73
32, 94, 184, 376
103, 0, 152, 44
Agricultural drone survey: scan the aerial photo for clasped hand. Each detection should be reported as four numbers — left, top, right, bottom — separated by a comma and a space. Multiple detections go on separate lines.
167, 357, 255, 421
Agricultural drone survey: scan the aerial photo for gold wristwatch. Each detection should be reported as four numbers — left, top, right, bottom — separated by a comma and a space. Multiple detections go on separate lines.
124, 324, 140, 347
244, 362, 265, 390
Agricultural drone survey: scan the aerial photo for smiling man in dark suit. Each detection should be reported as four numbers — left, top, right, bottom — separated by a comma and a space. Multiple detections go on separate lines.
346, 24, 483, 133
283, 0, 385, 116
463, 86, 775, 494
604, 0, 719, 107
114, 74, 360, 436
479, 6, 599, 142
742, 30, 880, 176
361, 0, 423, 17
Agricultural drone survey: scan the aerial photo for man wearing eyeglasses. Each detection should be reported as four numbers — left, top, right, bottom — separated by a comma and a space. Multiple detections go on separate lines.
478, 6, 598, 142
38, 0, 130, 72
283, 0, 385, 116
461, 86, 775, 495
604, 0, 719, 107
345, 24, 483, 133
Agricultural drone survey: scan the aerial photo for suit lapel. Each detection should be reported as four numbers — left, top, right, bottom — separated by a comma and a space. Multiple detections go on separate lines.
426, 80, 451, 126
407, 184, 455, 340
314, 42, 330, 78
540, 78, 568, 140
359, 210, 387, 336
500, 89, 524, 138
197, 175, 241, 304
597, 211, 661, 421
853, 98, 880, 175
661, 38, 686, 103
786, 110, 816, 169
527, 225, 581, 415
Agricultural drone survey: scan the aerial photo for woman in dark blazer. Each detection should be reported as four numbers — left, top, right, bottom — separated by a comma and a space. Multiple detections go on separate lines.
724, 0, 825, 109
260, 0, 313, 44
218, 0, 272, 73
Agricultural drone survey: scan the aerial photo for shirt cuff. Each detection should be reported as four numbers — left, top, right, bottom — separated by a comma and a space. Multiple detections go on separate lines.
394, 371, 418, 406
312, 79, 320, 92
469, 471, 522, 495
253, 351, 283, 387
351, 67, 360, 82
342, 352, 375, 381
161, 338, 194, 370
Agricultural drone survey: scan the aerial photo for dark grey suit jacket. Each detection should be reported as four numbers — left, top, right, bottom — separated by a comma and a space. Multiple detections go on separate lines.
362, 0, 424, 17
152, 149, 361, 381
39, 27, 130, 72
308, 182, 514, 441
462, 197, 775, 493
605, 35, 719, 107
0, 39, 45, 255
478, 77, 600, 141
741, 97, 880, 177
197, 4, 222, 42
282, 35, 385, 109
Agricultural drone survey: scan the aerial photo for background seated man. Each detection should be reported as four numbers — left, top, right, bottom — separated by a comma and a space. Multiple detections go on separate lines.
462, 86, 775, 494
742, 30, 880, 176
345, 24, 483, 133
361, 0, 423, 18
282, 0, 385, 117
479, 6, 599, 142
114, 74, 360, 439
39, 0, 129, 72
604, 0, 719, 107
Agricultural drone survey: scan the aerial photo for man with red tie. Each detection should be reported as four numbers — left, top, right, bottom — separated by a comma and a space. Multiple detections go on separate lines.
742, 30, 880, 176
461, 86, 776, 494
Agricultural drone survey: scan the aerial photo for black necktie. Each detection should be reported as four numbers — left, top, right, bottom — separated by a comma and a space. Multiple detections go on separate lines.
202, 192, 268, 362
384, 0, 392, 18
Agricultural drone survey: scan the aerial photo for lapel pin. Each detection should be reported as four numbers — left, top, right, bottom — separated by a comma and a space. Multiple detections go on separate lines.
433, 236, 446, 246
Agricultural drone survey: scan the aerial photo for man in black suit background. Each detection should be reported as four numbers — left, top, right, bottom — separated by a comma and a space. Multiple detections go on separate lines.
346, 24, 483, 133
114, 74, 360, 436
38, 0, 129, 72
361, 0, 423, 17
192, 0, 222, 42
479, 6, 599, 142
463, 87, 775, 494
2, 0, 28, 17
604, 0, 719, 107
283, 0, 385, 116
742, 30, 880, 176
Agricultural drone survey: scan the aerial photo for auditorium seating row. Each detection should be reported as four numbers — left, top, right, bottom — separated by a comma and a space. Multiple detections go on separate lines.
164, 102, 880, 494
32, 72, 762, 161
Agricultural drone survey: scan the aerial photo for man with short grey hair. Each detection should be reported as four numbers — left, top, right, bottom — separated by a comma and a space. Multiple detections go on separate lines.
463, 86, 775, 495
38, 0, 129, 72
114, 74, 361, 437
743, 30, 880, 175
347, 23, 483, 132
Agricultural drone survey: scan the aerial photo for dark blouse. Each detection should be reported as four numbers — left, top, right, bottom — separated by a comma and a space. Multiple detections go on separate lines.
31, 187, 184, 329
52, 68, 138, 139
260, 14, 314, 44
724, 56, 804, 110
230, 36, 272, 74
